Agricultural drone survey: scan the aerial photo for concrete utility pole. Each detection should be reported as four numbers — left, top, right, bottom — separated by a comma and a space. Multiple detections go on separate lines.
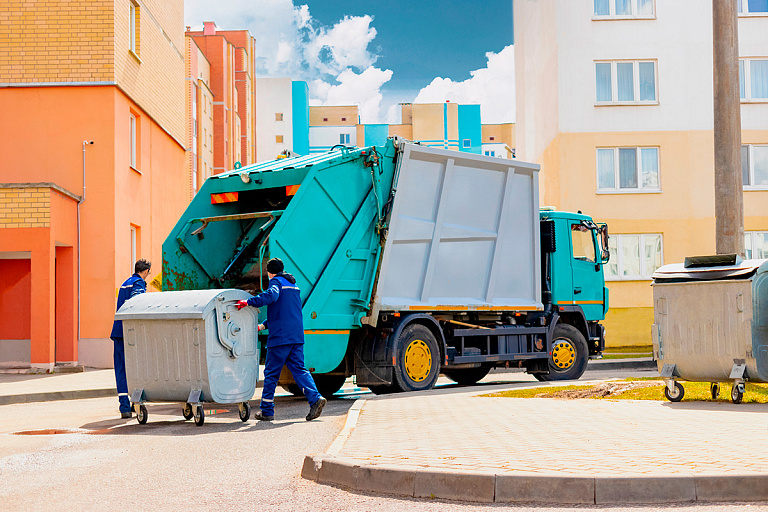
713, 0, 744, 256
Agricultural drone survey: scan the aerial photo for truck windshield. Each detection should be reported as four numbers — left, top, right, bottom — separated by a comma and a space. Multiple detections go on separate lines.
571, 224, 596, 263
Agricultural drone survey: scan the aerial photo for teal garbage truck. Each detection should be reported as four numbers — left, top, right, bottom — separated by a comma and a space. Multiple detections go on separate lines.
162, 138, 610, 395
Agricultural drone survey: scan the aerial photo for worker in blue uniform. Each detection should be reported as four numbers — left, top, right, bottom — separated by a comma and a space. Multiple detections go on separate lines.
237, 258, 327, 421
110, 259, 151, 418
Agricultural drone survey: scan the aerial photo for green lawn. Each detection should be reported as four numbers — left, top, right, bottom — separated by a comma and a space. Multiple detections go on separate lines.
482, 378, 768, 404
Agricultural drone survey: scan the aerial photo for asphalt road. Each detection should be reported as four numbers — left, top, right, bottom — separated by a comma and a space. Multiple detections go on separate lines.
1, 368, 767, 511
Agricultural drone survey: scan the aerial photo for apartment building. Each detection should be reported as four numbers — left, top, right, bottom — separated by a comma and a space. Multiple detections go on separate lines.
514, 0, 768, 346
254, 78, 309, 162
0, 0, 187, 368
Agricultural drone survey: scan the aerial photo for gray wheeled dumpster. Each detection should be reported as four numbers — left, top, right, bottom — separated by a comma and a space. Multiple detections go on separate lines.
652, 257, 768, 404
114, 289, 259, 425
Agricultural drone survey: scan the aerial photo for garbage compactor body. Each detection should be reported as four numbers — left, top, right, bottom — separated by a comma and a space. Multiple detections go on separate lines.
114, 289, 259, 424
652, 258, 768, 402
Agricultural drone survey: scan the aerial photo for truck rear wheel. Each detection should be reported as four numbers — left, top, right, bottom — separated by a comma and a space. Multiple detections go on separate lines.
443, 366, 491, 386
536, 324, 588, 381
393, 324, 440, 392
312, 374, 347, 398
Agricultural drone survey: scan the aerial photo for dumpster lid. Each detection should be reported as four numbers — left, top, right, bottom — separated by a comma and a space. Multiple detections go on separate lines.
114, 289, 251, 320
652, 258, 768, 282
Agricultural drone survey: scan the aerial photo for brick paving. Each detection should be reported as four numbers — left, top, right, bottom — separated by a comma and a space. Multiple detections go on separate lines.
336, 390, 768, 477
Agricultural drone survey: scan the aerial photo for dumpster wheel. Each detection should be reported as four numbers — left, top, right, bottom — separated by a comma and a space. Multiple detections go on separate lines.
183, 403, 194, 420
193, 405, 205, 426
710, 383, 720, 400
664, 381, 684, 402
239, 402, 251, 422
731, 383, 744, 404
137, 405, 148, 424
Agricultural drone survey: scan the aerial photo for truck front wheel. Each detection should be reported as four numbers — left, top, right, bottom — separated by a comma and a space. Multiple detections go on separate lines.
536, 324, 588, 381
393, 324, 440, 392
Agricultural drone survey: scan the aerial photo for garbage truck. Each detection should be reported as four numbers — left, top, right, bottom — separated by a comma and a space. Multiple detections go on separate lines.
162, 138, 610, 395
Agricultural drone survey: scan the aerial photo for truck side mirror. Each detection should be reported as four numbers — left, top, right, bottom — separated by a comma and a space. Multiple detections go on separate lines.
598, 224, 610, 264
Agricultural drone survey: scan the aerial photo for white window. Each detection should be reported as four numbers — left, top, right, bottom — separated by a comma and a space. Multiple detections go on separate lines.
129, 1, 138, 54
275, 113, 283, 121
462, 139, 471, 148
484, 150, 496, 157
738, 0, 768, 14
339, 133, 350, 144
130, 226, 137, 274
597, 147, 659, 191
742, 144, 768, 188
745, 231, 768, 259
739, 59, 768, 101
595, 60, 657, 104
129, 114, 137, 168
594, 0, 654, 18
605, 234, 663, 280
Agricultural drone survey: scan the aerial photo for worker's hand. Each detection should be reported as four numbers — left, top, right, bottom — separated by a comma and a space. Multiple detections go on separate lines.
236, 300, 248, 310
258, 324, 266, 331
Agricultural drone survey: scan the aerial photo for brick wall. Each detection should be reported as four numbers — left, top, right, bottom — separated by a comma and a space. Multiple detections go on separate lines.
0, 188, 51, 228
0, 0, 114, 83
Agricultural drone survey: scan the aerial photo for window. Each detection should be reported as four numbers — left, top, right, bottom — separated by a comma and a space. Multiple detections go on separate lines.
323, 117, 328, 122
594, 0, 654, 17
462, 139, 471, 148
341, 117, 347, 121
595, 60, 657, 103
129, 1, 139, 55
572, 225, 597, 263
339, 133, 350, 144
745, 231, 768, 259
275, 113, 283, 121
484, 150, 496, 157
739, 59, 768, 101
276, 135, 284, 143
597, 147, 659, 191
738, 0, 768, 14
489, 136, 495, 141
129, 114, 137, 169
130, 225, 140, 275
605, 234, 663, 280
742, 144, 768, 188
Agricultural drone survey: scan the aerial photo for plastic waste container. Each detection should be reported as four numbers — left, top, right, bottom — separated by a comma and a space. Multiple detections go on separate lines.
652, 255, 768, 404
114, 288, 259, 425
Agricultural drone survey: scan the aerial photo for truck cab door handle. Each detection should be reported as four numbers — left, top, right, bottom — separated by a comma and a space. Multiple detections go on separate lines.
574, 287, 582, 294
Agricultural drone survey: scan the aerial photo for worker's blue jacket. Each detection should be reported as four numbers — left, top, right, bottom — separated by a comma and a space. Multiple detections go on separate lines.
110, 274, 146, 339
246, 273, 304, 348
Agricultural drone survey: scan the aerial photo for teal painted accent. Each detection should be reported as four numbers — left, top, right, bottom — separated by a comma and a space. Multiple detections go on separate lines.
443, 102, 448, 148
291, 81, 309, 156
540, 210, 607, 322
458, 104, 482, 154
364, 124, 389, 147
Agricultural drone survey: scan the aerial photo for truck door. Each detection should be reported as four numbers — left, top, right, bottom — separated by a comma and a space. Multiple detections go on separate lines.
570, 222, 605, 320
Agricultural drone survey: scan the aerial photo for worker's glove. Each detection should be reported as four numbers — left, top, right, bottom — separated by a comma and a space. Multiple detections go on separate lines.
236, 300, 248, 310
258, 324, 266, 331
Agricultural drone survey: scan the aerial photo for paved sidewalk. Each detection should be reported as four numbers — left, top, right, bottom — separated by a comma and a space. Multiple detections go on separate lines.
303, 382, 768, 505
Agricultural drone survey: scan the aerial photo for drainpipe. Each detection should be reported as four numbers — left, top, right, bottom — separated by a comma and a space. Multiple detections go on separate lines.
78, 141, 93, 344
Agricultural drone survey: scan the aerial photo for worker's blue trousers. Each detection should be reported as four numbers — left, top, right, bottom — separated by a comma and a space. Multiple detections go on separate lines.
260, 343, 322, 416
111, 337, 131, 413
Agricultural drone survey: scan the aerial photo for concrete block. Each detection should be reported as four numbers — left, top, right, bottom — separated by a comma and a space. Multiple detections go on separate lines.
352, 464, 415, 497
595, 476, 696, 504
696, 475, 768, 502
414, 470, 495, 503
496, 474, 595, 504
317, 457, 359, 490
300, 455, 320, 482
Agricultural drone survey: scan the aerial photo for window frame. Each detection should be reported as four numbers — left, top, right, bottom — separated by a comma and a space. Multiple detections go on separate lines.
595, 60, 658, 105
738, 0, 768, 15
129, 0, 139, 56
593, 0, 656, 19
596, 146, 661, 193
462, 139, 471, 149
275, 135, 284, 143
745, 231, 768, 259
275, 113, 283, 121
605, 233, 664, 281
742, 144, 768, 189
339, 133, 350, 144
129, 114, 137, 170
739, 58, 768, 102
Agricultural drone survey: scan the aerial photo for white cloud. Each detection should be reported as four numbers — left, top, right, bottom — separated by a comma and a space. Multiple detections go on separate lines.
185, 0, 393, 122
414, 45, 515, 124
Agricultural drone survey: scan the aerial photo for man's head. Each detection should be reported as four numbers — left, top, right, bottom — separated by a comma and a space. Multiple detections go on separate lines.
266, 257, 284, 279
135, 259, 151, 279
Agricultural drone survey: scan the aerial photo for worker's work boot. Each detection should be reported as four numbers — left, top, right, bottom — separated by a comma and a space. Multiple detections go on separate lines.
120, 411, 132, 419
253, 411, 274, 421
306, 397, 327, 421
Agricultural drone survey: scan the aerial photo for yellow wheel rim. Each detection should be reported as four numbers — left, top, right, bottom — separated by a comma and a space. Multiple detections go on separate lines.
551, 339, 576, 370
404, 339, 432, 382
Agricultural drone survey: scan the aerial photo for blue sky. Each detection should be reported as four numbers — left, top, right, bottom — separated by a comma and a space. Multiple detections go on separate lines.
185, 0, 515, 124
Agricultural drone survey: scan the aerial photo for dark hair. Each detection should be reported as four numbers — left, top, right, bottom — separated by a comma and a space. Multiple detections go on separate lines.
135, 259, 151, 273
266, 257, 284, 274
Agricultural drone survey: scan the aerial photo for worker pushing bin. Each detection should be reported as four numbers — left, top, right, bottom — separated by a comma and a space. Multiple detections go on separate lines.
652, 255, 768, 404
114, 289, 259, 426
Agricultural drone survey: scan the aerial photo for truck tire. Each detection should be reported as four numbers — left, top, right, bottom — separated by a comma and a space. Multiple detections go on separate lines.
443, 366, 491, 386
392, 324, 440, 392
535, 324, 588, 381
312, 374, 347, 398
